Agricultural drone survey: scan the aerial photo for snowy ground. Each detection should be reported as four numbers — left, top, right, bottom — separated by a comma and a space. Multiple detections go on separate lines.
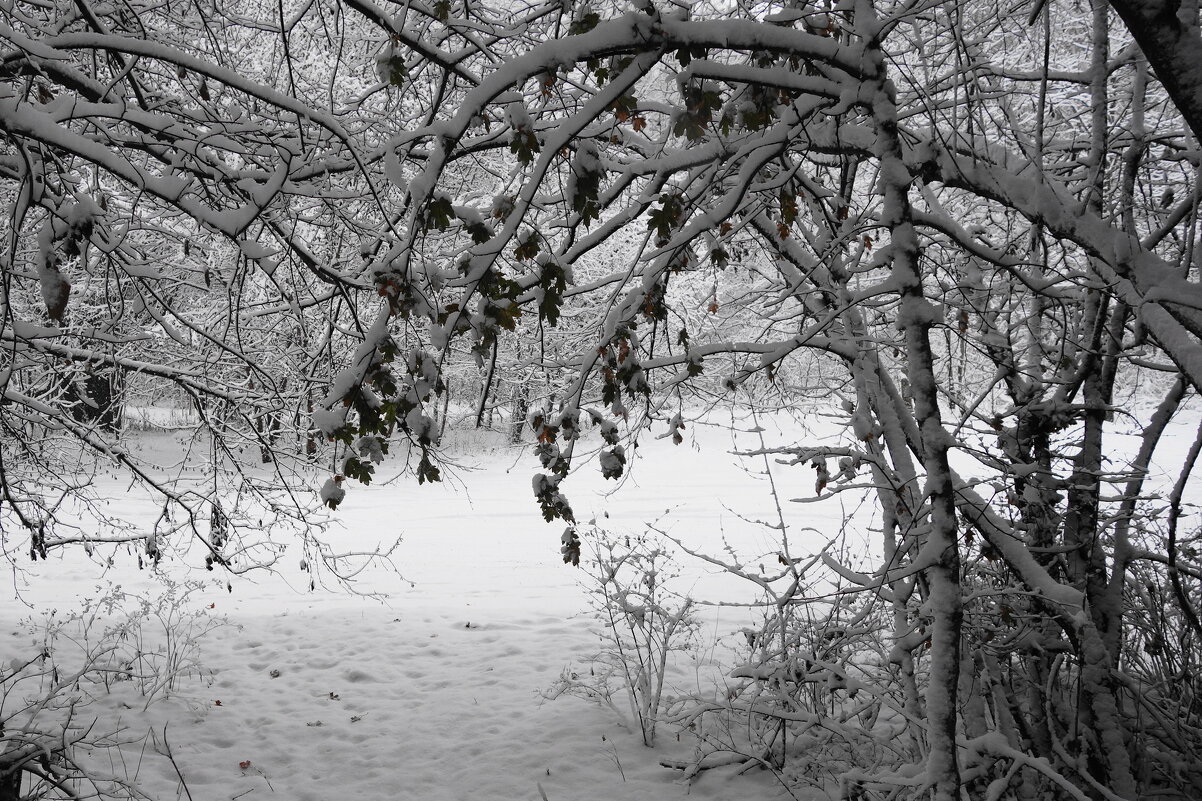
4, 404, 1199, 800
4, 411, 844, 801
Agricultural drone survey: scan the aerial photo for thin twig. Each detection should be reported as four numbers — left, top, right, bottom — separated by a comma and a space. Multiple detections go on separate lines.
160, 723, 195, 801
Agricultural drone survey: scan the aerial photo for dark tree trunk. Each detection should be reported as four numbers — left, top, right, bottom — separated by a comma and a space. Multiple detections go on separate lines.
509, 383, 529, 445
0, 772, 18, 801
0, 749, 22, 801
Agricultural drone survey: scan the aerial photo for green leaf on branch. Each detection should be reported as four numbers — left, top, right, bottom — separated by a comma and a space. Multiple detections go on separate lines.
343, 456, 375, 485
514, 231, 541, 261
510, 127, 540, 165
385, 56, 407, 87
780, 187, 799, 226
466, 221, 491, 244
674, 45, 707, 67
486, 300, 522, 331
533, 473, 575, 523
673, 84, 723, 141
569, 9, 601, 35
369, 367, 398, 397
539, 260, 568, 326
417, 452, 441, 484
424, 196, 454, 231
601, 372, 618, 407
609, 94, 639, 125
561, 527, 581, 567
641, 281, 669, 322
647, 193, 684, 246
600, 445, 626, 479
570, 165, 602, 225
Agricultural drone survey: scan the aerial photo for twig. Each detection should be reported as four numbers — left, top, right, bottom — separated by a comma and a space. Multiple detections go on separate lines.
254, 766, 275, 792
159, 723, 196, 801
602, 737, 626, 782
660, 752, 750, 776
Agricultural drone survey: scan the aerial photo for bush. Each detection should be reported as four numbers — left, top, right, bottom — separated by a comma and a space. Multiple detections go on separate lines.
1, 579, 220, 800
546, 527, 697, 746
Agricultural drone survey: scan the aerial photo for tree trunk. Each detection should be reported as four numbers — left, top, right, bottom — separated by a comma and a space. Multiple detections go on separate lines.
860, 6, 963, 795
509, 382, 529, 444
0, 767, 19, 801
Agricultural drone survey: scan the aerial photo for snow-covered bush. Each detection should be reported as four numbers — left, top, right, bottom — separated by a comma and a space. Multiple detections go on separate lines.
695, 595, 895, 783
1, 581, 221, 800
653, 482, 1202, 801
547, 527, 697, 746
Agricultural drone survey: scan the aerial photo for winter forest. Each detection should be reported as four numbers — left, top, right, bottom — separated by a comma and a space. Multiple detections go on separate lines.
3, 0, 1202, 798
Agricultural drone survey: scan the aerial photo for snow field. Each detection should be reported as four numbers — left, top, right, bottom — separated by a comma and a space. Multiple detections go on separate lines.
142, 606, 764, 801
6, 411, 832, 801
6, 404, 1200, 800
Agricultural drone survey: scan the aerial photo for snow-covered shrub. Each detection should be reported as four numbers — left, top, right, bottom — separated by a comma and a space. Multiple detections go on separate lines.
660, 509, 1202, 801
1, 648, 148, 801
548, 527, 697, 746
1, 580, 221, 799
727, 596, 893, 773
658, 545, 902, 798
